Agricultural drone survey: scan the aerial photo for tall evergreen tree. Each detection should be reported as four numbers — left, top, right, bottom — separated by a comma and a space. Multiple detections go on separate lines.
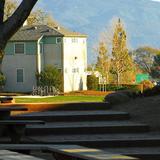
111, 18, 133, 84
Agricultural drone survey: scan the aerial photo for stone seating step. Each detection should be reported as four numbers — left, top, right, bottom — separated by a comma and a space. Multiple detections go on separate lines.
13, 110, 130, 122
43, 102, 111, 111
0, 144, 138, 160
26, 121, 149, 135
0, 150, 45, 160
3, 145, 160, 160
28, 133, 160, 147
102, 147, 160, 160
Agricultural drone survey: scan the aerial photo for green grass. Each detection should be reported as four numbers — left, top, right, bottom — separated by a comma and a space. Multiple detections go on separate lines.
15, 95, 105, 103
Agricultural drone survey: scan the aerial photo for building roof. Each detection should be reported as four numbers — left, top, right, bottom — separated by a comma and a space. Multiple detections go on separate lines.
10, 25, 87, 41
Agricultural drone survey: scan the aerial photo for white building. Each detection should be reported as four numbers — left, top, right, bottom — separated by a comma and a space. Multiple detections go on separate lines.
2, 25, 87, 93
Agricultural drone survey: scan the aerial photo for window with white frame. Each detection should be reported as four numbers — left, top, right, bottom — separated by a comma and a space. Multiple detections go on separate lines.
72, 67, 79, 73
14, 43, 25, 54
72, 38, 78, 43
16, 69, 24, 83
56, 37, 62, 44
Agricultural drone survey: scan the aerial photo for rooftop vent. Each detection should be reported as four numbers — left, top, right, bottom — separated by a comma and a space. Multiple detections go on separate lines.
26, 26, 38, 30
41, 29, 51, 33
55, 26, 60, 30
34, 26, 38, 30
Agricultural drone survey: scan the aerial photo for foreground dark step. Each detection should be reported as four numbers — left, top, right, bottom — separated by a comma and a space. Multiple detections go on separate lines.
26, 121, 149, 135
13, 110, 130, 122
28, 133, 160, 147
102, 147, 160, 160
44, 102, 111, 111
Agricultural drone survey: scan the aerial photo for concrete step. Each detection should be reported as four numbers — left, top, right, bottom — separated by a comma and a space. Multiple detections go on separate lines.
42, 102, 111, 111
26, 121, 149, 135
28, 133, 160, 148
101, 147, 160, 160
13, 110, 130, 122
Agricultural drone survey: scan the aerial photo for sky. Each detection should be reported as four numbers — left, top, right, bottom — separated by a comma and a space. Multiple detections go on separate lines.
15, 0, 160, 63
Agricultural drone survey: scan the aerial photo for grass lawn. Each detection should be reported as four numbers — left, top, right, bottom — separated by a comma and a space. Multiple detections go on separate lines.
15, 95, 105, 103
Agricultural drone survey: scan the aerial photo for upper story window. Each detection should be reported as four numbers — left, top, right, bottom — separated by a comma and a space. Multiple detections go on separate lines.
72, 38, 78, 43
56, 37, 62, 44
14, 43, 25, 54
16, 68, 24, 83
72, 67, 79, 73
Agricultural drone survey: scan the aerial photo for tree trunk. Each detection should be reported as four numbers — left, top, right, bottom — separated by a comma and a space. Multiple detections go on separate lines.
0, 45, 5, 73
0, 0, 38, 73
117, 72, 120, 85
0, 0, 5, 25
3, 0, 38, 42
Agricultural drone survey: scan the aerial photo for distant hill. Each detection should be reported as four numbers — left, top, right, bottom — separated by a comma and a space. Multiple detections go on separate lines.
38, 0, 160, 63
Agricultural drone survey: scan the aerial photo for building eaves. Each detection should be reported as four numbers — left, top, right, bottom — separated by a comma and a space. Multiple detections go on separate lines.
9, 24, 87, 42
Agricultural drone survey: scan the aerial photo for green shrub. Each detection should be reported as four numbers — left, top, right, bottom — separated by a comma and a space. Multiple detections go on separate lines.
0, 72, 6, 86
87, 75, 99, 90
36, 65, 63, 91
98, 84, 141, 92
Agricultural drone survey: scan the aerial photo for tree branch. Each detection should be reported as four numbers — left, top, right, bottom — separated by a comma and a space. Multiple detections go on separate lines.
3, 0, 38, 42
0, 0, 5, 25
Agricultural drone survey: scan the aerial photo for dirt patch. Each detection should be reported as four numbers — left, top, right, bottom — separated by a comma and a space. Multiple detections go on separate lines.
111, 95, 160, 132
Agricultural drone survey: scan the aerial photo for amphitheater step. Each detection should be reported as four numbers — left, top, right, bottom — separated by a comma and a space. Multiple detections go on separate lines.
28, 133, 160, 148
26, 121, 149, 135
13, 110, 130, 122
39, 102, 111, 111
101, 147, 160, 160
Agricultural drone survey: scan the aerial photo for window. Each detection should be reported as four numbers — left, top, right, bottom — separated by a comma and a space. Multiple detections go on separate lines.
14, 43, 25, 54
17, 69, 24, 83
72, 68, 79, 73
58, 69, 62, 73
72, 38, 78, 43
56, 37, 62, 44
65, 68, 67, 73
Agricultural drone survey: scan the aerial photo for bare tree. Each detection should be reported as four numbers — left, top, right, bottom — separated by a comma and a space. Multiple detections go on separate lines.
4, 1, 58, 27
0, 0, 38, 71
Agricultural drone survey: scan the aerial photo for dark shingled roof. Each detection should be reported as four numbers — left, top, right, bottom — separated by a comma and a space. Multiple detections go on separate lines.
10, 25, 87, 41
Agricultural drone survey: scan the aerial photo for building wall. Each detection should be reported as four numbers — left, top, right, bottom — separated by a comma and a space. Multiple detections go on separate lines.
5, 41, 37, 55
2, 41, 37, 92
2, 36, 87, 93
42, 37, 62, 69
63, 37, 87, 92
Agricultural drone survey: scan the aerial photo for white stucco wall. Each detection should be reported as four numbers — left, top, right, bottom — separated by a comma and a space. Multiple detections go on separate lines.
2, 54, 37, 92
63, 37, 87, 92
